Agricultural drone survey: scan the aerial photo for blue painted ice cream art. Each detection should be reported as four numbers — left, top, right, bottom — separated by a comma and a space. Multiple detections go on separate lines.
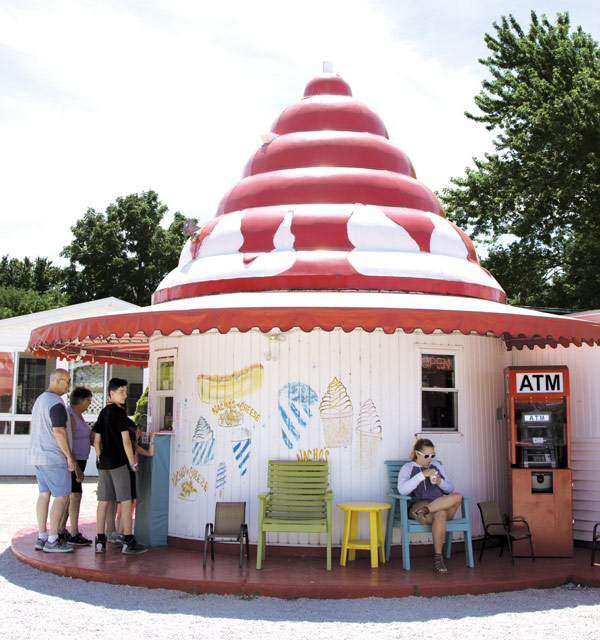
216, 462, 227, 497
192, 416, 215, 465
278, 382, 318, 449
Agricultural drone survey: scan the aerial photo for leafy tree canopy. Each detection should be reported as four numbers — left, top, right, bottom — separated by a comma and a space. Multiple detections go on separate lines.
0, 286, 67, 319
61, 190, 191, 307
441, 11, 600, 309
0, 256, 64, 293
0, 256, 67, 318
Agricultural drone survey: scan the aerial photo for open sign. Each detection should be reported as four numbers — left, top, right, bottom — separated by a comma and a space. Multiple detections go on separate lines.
422, 355, 453, 371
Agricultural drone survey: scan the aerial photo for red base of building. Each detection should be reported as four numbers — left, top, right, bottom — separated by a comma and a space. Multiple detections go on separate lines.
11, 522, 600, 599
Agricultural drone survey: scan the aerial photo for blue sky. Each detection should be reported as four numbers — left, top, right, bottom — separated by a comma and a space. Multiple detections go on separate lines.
1, 0, 599, 265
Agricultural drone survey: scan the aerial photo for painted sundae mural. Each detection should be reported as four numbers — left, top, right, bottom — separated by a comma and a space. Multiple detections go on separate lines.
355, 399, 382, 468
319, 377, 353, 447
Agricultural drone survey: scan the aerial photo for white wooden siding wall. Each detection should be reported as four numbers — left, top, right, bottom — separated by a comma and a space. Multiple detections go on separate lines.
510, 344, 600, 540
151, 329, 508, 547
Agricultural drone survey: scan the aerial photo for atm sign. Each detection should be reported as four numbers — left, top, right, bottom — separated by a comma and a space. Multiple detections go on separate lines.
516, 372, 563, 394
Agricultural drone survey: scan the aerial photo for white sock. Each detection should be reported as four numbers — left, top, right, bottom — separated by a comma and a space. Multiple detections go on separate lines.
48, 535, 58, 543
39, 532, 48, 541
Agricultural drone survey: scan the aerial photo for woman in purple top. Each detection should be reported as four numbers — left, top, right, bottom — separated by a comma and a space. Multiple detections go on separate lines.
66, 386, 95, 546
397, 438, 463, 573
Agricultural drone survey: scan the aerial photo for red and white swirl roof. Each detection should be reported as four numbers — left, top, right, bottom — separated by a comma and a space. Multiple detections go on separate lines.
153, 72, 505, 305
27, 71, 600, 364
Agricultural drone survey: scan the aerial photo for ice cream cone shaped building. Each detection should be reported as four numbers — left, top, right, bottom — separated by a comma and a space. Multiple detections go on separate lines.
29, 67, 600, 551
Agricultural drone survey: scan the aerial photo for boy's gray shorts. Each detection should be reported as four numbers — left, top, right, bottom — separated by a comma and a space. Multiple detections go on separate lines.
97, 464, 132, 502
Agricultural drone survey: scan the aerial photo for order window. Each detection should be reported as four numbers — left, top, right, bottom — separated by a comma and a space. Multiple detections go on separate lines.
421, 353, 458, 431
154, 353, 175, 431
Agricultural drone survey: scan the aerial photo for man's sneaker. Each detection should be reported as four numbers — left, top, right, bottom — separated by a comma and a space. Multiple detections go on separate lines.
43, 538, 74, 553
34, 537, 47, 551
69, 532, 92, 546
107, 532, 124, 546
94, 536, 106, 554
122, 537, 148, 555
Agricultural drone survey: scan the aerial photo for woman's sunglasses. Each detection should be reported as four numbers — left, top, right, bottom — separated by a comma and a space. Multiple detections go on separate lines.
416, 451, 436, 459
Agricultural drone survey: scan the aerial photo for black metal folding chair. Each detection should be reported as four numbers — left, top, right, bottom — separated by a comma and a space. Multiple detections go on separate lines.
203, 501, 250, 568
477, 501, 534, 565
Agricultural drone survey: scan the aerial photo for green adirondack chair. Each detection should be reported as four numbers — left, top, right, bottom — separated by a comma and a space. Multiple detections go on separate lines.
256, 460, 333, 570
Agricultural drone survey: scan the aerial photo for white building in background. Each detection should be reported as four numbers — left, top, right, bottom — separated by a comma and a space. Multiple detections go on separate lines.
0, 297, 147, 475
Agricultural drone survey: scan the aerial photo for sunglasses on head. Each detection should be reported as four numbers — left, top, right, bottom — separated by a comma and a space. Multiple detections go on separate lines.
416, 450, 436, 459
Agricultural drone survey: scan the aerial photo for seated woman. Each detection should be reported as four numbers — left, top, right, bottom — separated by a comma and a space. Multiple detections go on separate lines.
397, 438, 463, 574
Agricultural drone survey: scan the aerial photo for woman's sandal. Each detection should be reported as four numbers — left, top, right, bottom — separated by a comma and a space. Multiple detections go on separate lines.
434, 554, 448, 574
410, 506, 430, 525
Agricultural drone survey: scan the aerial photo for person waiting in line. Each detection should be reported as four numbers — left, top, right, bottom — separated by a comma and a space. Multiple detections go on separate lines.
64, 386, 95, 546
93, 377, 147, 555
397, 438, 463, 574
114, 428, 155, 542
29, 369, 82, 553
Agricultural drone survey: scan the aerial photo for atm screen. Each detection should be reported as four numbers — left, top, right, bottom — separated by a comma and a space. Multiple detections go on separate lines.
522, 413, 551, 423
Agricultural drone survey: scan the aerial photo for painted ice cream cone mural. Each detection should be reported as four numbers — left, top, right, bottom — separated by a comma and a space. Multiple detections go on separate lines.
355, 399, 382, 468
192, 416, 215, 466
216, 462, 227, 497
232, 427, 251, 477
319, 377, 353, 447
197, 364, 264, 403
278, 382, 318, 449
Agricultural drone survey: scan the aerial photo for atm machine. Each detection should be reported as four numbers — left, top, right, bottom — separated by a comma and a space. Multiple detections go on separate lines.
505, 365, 573, 557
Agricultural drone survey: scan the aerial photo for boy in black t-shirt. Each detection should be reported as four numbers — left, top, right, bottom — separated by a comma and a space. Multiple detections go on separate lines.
93, 378, 147, 555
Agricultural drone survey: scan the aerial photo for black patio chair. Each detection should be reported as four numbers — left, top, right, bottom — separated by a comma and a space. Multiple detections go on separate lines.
203, 501, 250, 568
477, 501, 534, 565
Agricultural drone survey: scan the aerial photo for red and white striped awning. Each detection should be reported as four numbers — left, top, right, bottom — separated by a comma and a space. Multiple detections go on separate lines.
27, 292, 600, 366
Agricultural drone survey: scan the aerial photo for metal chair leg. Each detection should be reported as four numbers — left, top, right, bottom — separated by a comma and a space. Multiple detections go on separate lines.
478, 533, 487, 562
507, 534, 514, 566
244, 525, 250, 561
203, 523, 212, 568
592, 524, 599, 566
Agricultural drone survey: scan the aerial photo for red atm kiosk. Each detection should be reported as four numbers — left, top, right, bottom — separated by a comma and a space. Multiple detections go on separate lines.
504, 365, 573, 557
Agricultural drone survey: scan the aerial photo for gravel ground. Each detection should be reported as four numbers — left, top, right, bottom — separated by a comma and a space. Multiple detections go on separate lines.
2, 477, 600, 640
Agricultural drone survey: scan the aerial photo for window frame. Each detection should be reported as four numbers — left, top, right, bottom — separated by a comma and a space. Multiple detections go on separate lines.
417, 346, 462, 435
151, 349, 177, 433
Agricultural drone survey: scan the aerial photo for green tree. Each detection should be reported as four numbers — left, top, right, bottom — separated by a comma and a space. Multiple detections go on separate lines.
61, 191, 191, 306
0, 286, 67, 319
0, 256, 65, 292
0, 256, 67, 318
133, 386, 149, 431
441, 11, 600, 309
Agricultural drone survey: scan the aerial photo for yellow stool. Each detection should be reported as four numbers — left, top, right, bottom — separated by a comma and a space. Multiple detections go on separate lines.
337, 501, 391, 568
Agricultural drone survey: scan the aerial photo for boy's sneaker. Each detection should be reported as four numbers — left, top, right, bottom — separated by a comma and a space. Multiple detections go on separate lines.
122, 537, 148, 555
69, 533, 92, 546
107, 531, 124, 546
58, 532, 74, 547
34, 537, 47, 551
43, 538, 74, 553
94, 536, 106, 554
